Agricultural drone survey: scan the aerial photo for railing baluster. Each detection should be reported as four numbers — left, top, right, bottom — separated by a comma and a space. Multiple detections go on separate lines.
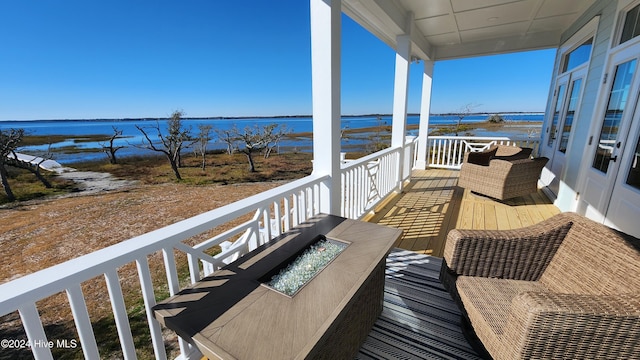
358, 166, 364, 215
19, 303, 53, 360
351, 167, 357, 217
136, 256, 167, 360
345, 170, 351, 218
187, 253, 200, 284
305, 187, 312, 218
104, 270, 137, 360
273, 200, 282, 236
292, 192, 300, 227
262, 207, 271, 244
249, 219, 261, 252
313, 183, 320, 216
66, 284, 100, 359
352, 169, 357, 218
283, 194, 291, 231
298, 190, 307, 222
162, 248, 194, 358
162, 248, 180, 294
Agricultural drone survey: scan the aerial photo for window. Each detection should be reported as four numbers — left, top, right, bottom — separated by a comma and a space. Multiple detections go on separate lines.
592, 59, 637, 173
621, 3, 640, 44
548, 84, 566, 146
562, 38, 593, 73
559, 78, 582, 153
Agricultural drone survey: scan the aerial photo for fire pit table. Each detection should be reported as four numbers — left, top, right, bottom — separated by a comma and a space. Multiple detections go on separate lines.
154, 214, 401, 360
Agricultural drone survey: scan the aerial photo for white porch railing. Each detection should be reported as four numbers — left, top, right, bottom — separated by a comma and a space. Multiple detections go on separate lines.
0, 138, 419, 360
0, 173, 329, 360
340, 136, 416, 219
426, 136, 541, 169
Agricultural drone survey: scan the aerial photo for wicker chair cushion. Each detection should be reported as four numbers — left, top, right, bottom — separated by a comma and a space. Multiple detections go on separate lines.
456, 277, 546, 356
466, 145, 498, 166
493, 146, 532, 160
539, 219, 640, 295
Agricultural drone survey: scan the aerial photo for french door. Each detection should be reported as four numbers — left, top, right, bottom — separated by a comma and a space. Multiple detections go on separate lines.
581, 43, 640, 237
606, 94, 640, 238
542, 68, 586, 196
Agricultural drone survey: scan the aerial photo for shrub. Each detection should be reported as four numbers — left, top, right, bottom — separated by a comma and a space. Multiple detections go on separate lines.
487, 114, 505, 123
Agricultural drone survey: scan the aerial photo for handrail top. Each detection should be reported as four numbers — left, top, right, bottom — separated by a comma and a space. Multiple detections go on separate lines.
341, 146, 400, 170
428, 135, 541, 141
0, 173, 329, 315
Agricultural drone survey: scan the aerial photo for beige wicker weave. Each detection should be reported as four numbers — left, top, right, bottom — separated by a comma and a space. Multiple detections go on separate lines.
458, 145, 548, 200
440, 212, 640, 360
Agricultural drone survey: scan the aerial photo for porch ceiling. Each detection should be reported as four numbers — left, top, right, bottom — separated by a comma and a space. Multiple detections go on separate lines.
342, 0, 597, 60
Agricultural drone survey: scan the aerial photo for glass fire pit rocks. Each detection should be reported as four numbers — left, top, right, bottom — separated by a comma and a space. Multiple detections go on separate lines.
264, 236, 347, 296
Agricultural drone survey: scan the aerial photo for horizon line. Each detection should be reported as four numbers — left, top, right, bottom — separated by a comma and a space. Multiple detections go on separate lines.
0, 111, 545, 122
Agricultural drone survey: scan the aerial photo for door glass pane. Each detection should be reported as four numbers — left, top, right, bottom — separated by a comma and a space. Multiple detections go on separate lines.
548, 83, 566, 147
627, 134, 640, 190
559, 78, 582, 153
621, 4, 640, 44
593, 59, 637, 173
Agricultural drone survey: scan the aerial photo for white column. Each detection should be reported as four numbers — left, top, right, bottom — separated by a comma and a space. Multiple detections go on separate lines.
310, 0, 341, 215
391, 33, 411, 191
415, 60, 434, 170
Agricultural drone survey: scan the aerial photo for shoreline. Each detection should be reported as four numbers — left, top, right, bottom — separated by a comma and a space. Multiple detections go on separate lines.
17, 119, 542, 165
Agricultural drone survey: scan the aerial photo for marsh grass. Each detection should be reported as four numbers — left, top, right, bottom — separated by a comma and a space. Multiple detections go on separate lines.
73, 151, 313, 185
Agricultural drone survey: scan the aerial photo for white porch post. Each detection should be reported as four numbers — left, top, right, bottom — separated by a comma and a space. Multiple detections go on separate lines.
391, 31, 412, 191
415, 60, 434, 170
310, 0, 342, 215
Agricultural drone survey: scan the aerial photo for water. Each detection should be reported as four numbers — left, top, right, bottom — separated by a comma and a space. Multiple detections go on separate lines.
0, 114, 543, 164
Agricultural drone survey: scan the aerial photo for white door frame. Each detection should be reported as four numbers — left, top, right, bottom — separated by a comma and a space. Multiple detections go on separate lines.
578, 42, 640, 222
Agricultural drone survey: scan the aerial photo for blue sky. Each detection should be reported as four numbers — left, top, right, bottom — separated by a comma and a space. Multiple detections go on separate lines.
0, 1, 555, 120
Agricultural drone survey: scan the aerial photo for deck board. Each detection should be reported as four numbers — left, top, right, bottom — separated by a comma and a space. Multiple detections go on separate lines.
370, 169, 560, 257
357, 249, 483, 360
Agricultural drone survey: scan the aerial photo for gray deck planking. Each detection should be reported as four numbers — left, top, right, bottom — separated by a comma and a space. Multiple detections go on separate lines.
357, 249, 484, 360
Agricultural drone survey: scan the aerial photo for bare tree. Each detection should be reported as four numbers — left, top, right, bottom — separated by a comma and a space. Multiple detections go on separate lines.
215, 128, 235, 155
231, 123, 287, 172
100, 126, 125, 164
263, 124, 290, 158
0, 128, 53, 201
232, 125, 263, 172
367, 116, 389, 152
455, 103, 479, 136
135, 110, 191, 180
7, 148, 53, 189
194, 124, 213, 170
0, 129, 24, 201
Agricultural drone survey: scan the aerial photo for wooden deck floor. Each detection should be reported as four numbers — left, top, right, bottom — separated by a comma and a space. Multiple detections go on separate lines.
367, 169, 560, 257
357, 249, 482, 359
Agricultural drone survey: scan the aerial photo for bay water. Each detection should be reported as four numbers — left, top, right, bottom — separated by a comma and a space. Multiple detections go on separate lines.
0, 114, 543, 164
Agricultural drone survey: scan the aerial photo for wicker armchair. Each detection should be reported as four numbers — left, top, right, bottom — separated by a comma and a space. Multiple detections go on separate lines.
458, 145, 548, 200
440, 212, 640, 360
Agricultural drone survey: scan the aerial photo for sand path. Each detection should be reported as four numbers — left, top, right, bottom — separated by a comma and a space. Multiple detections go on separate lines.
14, 152, 137, 195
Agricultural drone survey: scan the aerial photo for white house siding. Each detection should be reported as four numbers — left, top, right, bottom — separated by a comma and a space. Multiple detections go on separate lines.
548, 0, 618, 212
